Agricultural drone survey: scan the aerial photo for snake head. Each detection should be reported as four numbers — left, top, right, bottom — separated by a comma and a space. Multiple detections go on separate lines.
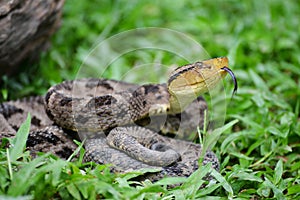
167, 57, 237, 113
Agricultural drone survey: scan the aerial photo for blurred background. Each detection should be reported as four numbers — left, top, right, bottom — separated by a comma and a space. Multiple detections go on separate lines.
1, 1, 299, 103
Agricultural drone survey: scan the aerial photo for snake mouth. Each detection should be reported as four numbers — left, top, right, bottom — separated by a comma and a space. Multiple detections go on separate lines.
221, 66, 238, 96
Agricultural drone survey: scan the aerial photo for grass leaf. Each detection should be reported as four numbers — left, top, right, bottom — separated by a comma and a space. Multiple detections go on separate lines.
274, 159, 283, 185
248, 69, 269, 91
202, 119, 239, 156
9, 114, 31, 162
179, 163, 211, 198
211, 169, 233, 198
7, 155, 48, 196
154, 176, 187, 186
259, 177, 285, 199
66, 183, 82, 200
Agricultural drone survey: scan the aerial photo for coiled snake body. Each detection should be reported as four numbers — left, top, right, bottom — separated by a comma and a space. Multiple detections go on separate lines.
1, 57, 236, 180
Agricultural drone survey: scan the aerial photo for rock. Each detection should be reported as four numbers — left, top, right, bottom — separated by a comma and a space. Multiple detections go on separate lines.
0, 0, 65, 75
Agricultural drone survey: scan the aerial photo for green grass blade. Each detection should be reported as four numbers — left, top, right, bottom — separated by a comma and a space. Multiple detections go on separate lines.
179, 163, 211, 198
229, 115, 263, 130
211, 169, 233, 198
196, 183, 222, 197
202, 119, 239, 157
0, 195, 33, 200
66, 183, 81, 200
130, 185, 166, 199
258, 177, 285, 199
9, 114, 31, 162
248, 69, 269, 91
220, 131, 255, 154
274, 159, 283, 185
7, 155, 47, 196
154, 176, 187, 186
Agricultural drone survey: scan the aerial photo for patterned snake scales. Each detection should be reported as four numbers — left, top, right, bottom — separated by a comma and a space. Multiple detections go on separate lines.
1, 57, 237, 180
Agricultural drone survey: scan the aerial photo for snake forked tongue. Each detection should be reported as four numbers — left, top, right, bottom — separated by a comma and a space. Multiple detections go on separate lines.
221, 66, 238, 96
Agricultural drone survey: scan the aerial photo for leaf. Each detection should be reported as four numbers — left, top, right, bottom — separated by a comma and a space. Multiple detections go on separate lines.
258, 177, 285, 199
234, 171, 262, 182
274, 159, 283, 185
229, 114, 263, 130
35, 159, 66, 186
269, 180, 285, 200
75, 180, 96, 200
211, 169, 234, 198
179, 164, 211, 198
196, 183, 222, 197
248, 69, 269, 91
202, 119, 239, 159
67, 183, 81, 200
154, 176, 187, 186
257, 185, 271, 198
287, 184, 300, 195
290, 160, 300, 172
251, 93, 265, 107
0, 195, 33, 200
9, 114, 31, 162
67, 139, 85, 162
120, 167, 162, 180
220, 131, 252, 154
130, 185, 166, 199
267, 126, 288, 138
93, 181, 121, 199
246, 139, 264, 155
7, 154, 48, 196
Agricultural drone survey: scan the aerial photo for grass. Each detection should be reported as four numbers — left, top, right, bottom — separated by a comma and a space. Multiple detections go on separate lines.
1, 0, 299, 199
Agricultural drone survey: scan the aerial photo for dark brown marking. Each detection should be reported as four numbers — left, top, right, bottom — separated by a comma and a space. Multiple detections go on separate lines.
143, 85, 160, 94
142, 100, 147, 106
94, 95, 117, 106
27, 130, 60, 146
168, 64, 196, 85
85, 79, 113, 90
60, 80, 73, 91
0, 103, 23, 118
45, 108, 55, 121
35, 96, 45, 104
132, 85, 160, 98
60, 97, 73, 106
86, 95, 117, 108
168, 62, 213, 85
45, 89, 54, 105
96, 110, 112, 117
31, 116, 41, 127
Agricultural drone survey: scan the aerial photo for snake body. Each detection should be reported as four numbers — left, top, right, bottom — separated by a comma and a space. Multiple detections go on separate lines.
1, 57, 236, 180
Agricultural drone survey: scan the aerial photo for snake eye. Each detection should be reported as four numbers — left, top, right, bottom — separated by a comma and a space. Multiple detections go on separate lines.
195, 62, 203, 67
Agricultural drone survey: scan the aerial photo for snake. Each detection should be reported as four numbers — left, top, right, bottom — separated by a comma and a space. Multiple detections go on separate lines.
0, 57, 237, 180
